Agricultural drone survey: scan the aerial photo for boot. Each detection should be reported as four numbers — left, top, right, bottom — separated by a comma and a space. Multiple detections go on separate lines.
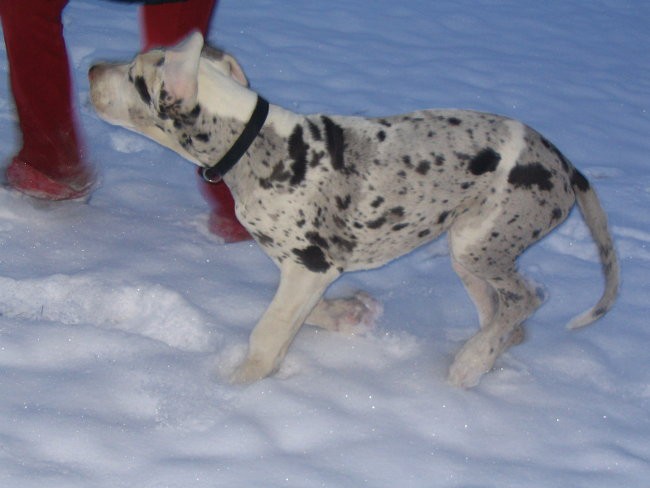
0, 0, 95, 200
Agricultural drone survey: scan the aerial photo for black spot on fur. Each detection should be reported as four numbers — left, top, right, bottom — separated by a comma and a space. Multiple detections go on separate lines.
189, 104, 201, 117
468, 148, 501, 175
309, 150, 324, 168
158, 93, 201, 128
133, 76, 152, 105
447, 117, 462, 126
418, 229, 431, 238
392, 223, 409, 231
307, 119, 322, 141
541, 136, 571, 172
321, 116, 346, 172
195, 132, 210, 143
593, 307, 606, 318
179, 133, 192, 149
331, 235, 357, 252
508, 163, 554, 191
551, 207, 563, 221
437, 211, 450, 224
366, 216, 386, 229
288, 125, 309, 185
306, 231, 329, 249
253, 232, 274, 246
266, 162, 292, 184
377, 130, 386, 142
335, 194, 351, 210
258, 178, 272, 189
502, 290, 523, 303
390, 206, 405, 217
570, 169, 590, 192
370, 196, 384, 208
416, 160, 431, 175
292, 246, 330, 272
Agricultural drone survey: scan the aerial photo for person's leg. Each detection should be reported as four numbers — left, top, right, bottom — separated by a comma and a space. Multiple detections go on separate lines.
0, 0, 94, 200
140, 0, 251, 242
140, 0, 216, 51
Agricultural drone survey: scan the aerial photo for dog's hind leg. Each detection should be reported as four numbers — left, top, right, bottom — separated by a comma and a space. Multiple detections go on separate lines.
446, 218, 542, 388
450, 248, 498, 329
231, 261, 340, 383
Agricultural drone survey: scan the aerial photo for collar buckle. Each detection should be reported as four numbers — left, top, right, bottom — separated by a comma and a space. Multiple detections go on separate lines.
201, 95, 269, 184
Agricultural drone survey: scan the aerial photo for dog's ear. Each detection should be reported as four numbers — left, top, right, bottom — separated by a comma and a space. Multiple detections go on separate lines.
223, 53, 249, 87
162, 31, 204, 104
202, 44, 249, 87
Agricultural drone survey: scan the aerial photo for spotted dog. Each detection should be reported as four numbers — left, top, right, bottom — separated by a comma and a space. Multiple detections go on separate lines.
89, 32, 618, 387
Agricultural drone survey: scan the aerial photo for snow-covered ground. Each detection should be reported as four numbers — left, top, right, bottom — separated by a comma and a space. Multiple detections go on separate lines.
1, 0, 649, 486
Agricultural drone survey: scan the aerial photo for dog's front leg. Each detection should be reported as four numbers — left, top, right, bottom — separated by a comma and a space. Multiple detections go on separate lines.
232, 261, 340, 383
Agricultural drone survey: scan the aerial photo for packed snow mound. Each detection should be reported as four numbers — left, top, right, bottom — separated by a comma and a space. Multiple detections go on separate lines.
0, 274, 215, 351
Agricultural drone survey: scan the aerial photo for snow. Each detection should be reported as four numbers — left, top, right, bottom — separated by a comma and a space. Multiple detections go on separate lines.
1, 0, 649, 486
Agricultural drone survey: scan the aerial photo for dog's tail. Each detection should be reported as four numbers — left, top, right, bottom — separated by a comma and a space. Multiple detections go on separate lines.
566, 169, 619, 329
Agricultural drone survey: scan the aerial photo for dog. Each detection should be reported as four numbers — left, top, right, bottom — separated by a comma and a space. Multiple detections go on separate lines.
88, 32, 618, 388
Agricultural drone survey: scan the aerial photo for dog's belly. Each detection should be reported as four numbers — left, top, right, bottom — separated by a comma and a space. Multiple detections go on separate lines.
239, 171, 489, 273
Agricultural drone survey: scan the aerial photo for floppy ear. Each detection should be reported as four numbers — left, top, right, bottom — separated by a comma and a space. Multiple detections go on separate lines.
223, 53, 249, 87
162, 31, 204, 104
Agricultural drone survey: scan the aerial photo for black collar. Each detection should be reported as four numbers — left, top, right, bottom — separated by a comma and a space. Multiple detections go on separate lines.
201, 96, 270, 183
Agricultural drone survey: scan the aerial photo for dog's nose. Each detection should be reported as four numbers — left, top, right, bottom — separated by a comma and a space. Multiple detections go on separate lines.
88, 64, 110, 83
88, 64, 100, 82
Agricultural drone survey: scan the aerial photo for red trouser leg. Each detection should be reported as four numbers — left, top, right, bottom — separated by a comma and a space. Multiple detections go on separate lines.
140, 0, 216, 51
0, 0, 92, 192
140, 0, 250, 242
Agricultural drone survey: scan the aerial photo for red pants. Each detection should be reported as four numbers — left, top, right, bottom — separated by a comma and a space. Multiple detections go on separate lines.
140, 0, 216, 51
0, 0, 85, 183
0, 0, 247, 239
0, 0, 216, 178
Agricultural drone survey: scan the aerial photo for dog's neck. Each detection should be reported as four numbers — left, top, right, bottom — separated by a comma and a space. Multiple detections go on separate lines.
197, 61, 301, 137
183, 63, 303, 184
200, 95, 269, 182
197, 60, 259, 123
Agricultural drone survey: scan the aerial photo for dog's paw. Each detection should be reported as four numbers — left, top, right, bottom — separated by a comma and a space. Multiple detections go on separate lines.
447, 361, 487, 389
307, 292, 383, 334
230, 357, 275, 384
338, 291, 383, 334
447, 336, 497, 388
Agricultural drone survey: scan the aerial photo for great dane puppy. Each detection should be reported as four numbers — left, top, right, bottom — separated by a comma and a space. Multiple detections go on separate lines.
88, 32, 618, 387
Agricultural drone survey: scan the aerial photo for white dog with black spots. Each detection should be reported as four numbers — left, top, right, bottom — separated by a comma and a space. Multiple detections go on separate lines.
89, 32, 618, 388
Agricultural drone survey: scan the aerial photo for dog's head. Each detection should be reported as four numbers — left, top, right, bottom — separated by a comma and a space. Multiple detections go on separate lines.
89, 32, 248, 162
